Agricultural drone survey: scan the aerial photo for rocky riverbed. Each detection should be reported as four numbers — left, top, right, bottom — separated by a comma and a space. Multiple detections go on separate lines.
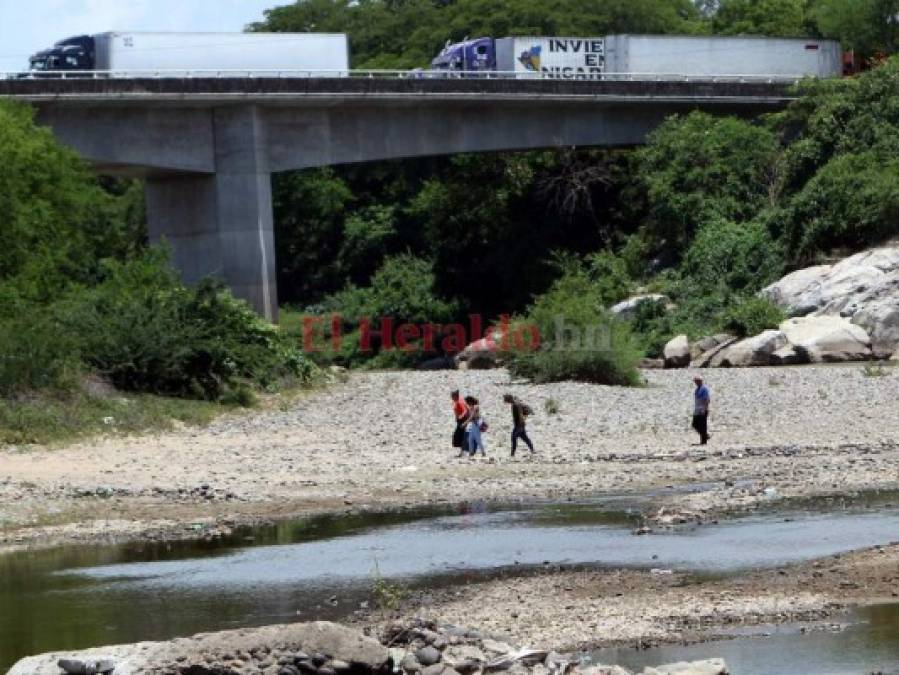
9, 618, 730, 675
371, 543, 899, 652
1, 366, 898, 553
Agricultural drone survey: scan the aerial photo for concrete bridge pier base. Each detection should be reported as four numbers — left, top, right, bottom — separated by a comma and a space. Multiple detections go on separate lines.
145, 106, 278, 322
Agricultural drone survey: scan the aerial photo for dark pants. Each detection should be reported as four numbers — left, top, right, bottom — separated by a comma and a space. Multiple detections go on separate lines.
511, 425, 534, 456
692, 413, 709, 444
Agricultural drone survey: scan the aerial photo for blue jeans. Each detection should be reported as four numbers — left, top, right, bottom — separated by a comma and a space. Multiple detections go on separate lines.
511, 425, 534, 455
468, 422, 485, 455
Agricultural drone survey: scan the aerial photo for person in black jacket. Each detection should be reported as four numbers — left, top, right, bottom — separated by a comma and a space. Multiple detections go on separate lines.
503, 394, 535, 457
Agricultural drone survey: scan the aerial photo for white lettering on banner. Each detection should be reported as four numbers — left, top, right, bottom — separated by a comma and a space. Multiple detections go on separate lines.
516, 38, 606, 80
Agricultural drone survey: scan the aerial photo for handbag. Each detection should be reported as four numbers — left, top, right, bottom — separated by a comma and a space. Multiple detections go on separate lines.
479, 419, 488, 433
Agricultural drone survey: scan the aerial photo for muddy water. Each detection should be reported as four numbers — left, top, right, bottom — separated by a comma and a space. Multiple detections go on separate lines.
1, 497, 897, 671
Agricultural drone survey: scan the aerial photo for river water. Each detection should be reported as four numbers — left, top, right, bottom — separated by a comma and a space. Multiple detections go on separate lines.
1, 496, 897, 672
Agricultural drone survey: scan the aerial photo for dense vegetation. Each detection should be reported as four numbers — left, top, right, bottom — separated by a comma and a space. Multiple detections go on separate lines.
0, 101, 316, 443
3, 0, 898, 427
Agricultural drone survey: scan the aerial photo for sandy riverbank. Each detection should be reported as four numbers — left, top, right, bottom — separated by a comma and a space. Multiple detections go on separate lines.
1, 366, 898, 552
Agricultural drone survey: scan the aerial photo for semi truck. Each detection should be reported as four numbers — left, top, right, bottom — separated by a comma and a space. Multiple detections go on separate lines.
27, 32, 349, 75
430, 34, 842, 80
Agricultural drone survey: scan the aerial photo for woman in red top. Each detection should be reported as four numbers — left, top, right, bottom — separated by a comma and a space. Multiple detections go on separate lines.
451, 390, 470, 456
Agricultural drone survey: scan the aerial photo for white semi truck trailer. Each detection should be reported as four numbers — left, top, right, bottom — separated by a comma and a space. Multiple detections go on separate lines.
28, 32, 349, 75
432, 34, 843, 80
603, 34, 842, 78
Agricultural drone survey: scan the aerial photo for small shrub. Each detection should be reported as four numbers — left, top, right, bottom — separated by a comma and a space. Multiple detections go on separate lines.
504, 267, 642, 386
721, 297, 786, 338
862, 362, 891, 378
544, 398, 560, 415
681, 220, 785, 296
371, 560, 407, 612
0, 314, 81, 394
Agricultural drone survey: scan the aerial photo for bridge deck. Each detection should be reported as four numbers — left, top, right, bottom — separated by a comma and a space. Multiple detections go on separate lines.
0, 77, 796, 105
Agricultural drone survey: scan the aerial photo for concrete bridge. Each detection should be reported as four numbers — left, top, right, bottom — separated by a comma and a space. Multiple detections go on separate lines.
0, 76, 797, 319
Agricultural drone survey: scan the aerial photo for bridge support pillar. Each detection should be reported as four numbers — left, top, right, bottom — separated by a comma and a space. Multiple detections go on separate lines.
145, 106, 278, 321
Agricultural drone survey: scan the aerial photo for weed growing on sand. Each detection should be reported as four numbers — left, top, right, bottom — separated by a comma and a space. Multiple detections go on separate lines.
862, 362, 891, 378
768, 375, 784, 387
371, 560, 407, 612
544, 398, 561, 415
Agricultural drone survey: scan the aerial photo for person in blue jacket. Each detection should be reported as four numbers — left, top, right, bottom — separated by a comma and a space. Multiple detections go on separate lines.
692, 376, 711, 445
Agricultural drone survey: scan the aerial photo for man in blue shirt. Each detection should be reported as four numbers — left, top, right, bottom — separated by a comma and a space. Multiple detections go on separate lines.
692, 377, 711, 445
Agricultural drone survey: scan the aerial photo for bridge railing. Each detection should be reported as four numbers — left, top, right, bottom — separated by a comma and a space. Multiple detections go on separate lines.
2, 69, 812, 84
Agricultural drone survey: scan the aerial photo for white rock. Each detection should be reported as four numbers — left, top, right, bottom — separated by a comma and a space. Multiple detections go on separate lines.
663, 335, 690, 369
610, 294, 668, 320
580, 667, 633, 675
850, 295, 899, 357
760, 245, 899, 355
641, 658, 728, 675
710, 330, 787, 367
779, 315, 872, 363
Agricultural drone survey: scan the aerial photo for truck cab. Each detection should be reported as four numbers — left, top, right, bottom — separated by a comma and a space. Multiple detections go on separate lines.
430, 37, 495, 76
28, 35, 95, 73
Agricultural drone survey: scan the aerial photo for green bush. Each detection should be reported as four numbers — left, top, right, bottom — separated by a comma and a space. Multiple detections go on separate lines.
54, 250, 315, 401
629, 297, 676, 359
318, 254, 458, 366
0, 315, 81, 394
776, 152, 899, 261
681, 219, 785, 295
636, 112, 780, 257
585, 250, 633, 306
720, 296, 786, 338
505, 267, 642, 386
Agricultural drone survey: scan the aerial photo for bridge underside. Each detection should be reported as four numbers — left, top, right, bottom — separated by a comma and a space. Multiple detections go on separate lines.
7, 77, 793, 319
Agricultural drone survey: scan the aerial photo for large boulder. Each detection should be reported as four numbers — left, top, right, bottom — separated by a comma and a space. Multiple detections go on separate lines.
610, 294, 668, 320
8, 622, 389, 675
694, 335, 740, 368
709, 330, 787, 367
778, 315, 872, 363
663, 335, 691, 369
760, 245, 899, 356
850, 295, 899, 357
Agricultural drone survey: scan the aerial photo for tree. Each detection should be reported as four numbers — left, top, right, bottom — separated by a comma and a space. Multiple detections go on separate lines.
253, 0, 704, 69
712, 0, 810, 36
0, 101, 141, 304
814, 0, 899, 57
635, 112, 780, 257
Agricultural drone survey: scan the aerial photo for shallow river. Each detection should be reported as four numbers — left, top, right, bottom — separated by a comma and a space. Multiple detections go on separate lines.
1, 495, 897, 672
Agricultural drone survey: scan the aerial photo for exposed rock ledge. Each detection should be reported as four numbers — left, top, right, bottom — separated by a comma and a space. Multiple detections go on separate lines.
761, 246, 899, 358
8, 620, 728, 675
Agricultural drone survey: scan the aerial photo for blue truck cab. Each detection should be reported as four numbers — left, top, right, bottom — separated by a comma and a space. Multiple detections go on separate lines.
29, 35, 95, 72
430, 37, 495, 75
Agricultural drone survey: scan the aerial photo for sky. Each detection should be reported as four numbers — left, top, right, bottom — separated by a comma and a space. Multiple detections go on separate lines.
0, 0, 285, 72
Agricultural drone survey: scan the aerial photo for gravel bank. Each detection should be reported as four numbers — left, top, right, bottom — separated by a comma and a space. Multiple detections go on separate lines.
379, 543, 899, 651
1, 366, 898, 550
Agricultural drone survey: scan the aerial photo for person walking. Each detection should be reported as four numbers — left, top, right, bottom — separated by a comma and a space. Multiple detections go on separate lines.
464, 395, 486, 457
692, 376, 711, 445
503, 394, 535, 457
451, 390, 471, 457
